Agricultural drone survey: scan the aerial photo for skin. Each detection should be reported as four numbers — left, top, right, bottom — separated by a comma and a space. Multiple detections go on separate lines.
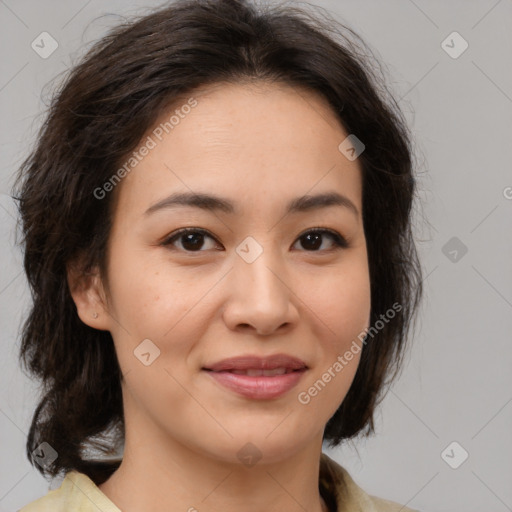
68, 80, 371, 512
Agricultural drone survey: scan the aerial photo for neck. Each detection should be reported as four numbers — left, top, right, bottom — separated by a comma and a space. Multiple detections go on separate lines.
99, 424, 329, 512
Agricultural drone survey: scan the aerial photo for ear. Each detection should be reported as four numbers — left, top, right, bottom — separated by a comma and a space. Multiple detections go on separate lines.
66, 258, 111, 331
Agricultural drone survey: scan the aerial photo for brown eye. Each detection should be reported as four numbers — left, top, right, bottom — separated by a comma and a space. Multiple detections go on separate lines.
161, 227, 349, 254
293, 229, 349, 252
162, 228, 220, 252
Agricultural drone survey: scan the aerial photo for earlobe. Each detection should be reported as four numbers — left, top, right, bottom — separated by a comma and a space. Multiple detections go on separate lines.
66, 260, 111, 331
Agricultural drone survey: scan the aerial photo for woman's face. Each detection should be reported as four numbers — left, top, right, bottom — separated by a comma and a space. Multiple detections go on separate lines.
85, 81, 371, 465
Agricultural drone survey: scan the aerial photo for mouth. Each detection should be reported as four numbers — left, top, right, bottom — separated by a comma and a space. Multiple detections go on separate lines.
202, 353, 308, 373
209, 367, 301, 376
202, 354, 308, 399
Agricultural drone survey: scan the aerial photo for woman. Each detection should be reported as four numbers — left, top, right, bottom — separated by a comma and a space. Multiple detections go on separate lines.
15, 0, 423, 510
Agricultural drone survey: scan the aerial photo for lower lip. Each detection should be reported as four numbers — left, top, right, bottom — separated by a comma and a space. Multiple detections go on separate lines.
203, 369, 306, 399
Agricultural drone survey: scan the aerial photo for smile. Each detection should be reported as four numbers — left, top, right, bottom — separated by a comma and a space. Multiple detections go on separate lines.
203, 368, 307, 399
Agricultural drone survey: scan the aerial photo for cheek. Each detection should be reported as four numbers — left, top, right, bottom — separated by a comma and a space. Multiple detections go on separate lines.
106, 242, 177, 322
306, 259, 371, 345
297, 273, 369, 421
106, 256, 212, 377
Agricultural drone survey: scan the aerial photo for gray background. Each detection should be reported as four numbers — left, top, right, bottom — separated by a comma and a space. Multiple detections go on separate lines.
1, 1, 511, 511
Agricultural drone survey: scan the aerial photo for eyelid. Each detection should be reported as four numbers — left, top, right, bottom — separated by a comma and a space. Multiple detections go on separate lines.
160, 226, 349, 251
297, 226, 349, 244
160, 227, 221, 249
295, 226, 350, 250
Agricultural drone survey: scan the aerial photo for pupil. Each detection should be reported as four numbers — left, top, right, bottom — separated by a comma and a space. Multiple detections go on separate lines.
179, 232, 324, 251
303, 232, 321, 250
183, 233, 203, 250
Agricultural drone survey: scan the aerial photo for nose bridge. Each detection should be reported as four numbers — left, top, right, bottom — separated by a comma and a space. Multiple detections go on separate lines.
225, 236, 296, 334
235, 236, 286, 302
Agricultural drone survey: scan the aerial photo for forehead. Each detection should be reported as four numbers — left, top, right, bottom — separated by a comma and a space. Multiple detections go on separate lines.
113, 80, 363, 219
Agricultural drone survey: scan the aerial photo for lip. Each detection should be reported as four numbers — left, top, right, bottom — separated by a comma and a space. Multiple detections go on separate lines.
202, 354, 308, 400
203, 354, 308, 372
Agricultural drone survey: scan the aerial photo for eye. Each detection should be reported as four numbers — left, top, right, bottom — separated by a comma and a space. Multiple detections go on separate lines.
292, 228, 349, 252
161, 227, 349, 253
161, 228, 221, 252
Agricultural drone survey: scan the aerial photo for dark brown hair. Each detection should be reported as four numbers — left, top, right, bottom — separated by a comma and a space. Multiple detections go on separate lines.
13, 0, 424, 485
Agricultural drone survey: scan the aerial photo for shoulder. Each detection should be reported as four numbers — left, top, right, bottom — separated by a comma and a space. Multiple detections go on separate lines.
18, 485, 63, 512
367, 494, 419, 512
18, 471, 121, 512
320, 452, 419, 512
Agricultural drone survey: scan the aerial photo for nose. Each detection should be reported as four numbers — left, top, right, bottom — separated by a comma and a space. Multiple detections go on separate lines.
222, 246, 299, 336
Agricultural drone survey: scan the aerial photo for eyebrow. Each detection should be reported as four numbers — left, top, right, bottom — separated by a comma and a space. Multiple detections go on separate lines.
144, 191, 359, 218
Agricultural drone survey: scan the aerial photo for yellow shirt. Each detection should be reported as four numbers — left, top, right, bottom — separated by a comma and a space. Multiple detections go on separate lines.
19, 452, 418, 512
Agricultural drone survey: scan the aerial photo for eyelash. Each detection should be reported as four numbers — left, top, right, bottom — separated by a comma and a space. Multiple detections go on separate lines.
160, 227, 349, 253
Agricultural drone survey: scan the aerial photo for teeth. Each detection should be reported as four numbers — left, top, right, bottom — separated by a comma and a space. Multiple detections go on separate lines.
230, 367, 289, 376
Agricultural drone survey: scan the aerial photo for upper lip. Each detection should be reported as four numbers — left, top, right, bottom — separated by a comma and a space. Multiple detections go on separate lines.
203, 354, 308, 372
